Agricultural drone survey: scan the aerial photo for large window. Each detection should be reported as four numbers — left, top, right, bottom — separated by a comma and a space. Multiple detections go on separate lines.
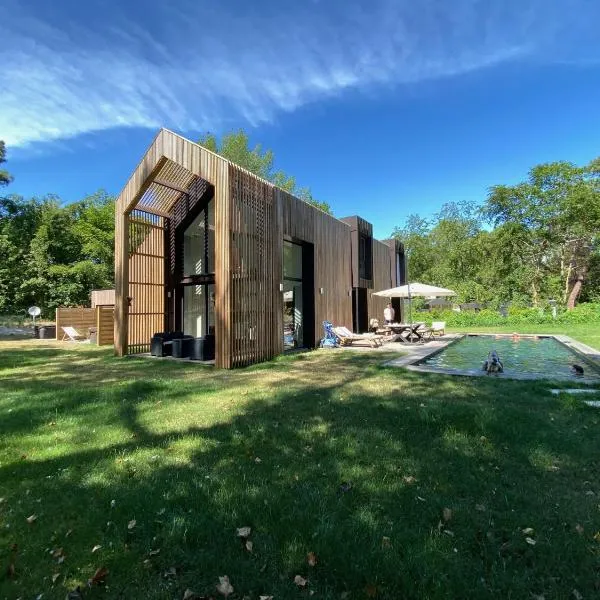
283, 241, 304, 349
183, 199, 215, 276
183, 284, 215, 338
359, 234, 372, 280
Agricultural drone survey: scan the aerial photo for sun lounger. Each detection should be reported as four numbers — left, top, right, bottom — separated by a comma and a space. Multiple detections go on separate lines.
333, 326, 384, 348
431, 321, 446, 336
61, 326, 87, 342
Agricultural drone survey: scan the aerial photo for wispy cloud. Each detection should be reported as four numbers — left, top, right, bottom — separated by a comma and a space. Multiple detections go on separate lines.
1, 0, 598, 148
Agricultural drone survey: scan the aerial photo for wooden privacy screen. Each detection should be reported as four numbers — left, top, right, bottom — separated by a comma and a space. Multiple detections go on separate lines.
227, 166, 281, 367
55, 306, 114, 345
96, 306, 115, 345
55, 308, 96, 338
127, 209, 166, 354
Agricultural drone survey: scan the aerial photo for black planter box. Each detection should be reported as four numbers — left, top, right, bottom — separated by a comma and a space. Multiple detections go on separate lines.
172, 336, 194, 359
190, 335, 215, 361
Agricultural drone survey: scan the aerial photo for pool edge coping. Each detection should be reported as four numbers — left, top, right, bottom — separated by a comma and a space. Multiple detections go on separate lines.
384, 333, 600, 382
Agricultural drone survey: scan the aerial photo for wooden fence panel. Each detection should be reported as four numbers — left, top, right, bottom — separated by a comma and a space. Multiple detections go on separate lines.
55, 308, 96, 339
96, 306, 115, 345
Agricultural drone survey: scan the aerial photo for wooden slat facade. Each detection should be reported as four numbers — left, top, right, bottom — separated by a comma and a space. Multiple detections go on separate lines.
114, 128, 393, 367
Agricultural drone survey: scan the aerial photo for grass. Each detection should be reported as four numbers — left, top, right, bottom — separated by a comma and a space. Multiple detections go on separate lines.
1, 340, 599, 599
448, 323, 600, 351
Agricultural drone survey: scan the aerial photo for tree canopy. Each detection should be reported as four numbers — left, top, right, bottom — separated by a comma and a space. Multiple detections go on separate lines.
198, 131, 332, 214
0, 141, 13, 187
393, 157, 600, 308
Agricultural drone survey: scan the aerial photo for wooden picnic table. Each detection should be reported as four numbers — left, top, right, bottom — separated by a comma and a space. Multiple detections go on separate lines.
387, 322, 427, 343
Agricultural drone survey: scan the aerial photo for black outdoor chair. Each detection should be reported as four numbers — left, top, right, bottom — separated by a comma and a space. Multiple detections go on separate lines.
150, 331, 184, 357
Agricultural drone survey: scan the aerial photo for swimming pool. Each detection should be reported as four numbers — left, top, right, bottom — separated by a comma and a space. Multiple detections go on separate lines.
417, 335, 600, 380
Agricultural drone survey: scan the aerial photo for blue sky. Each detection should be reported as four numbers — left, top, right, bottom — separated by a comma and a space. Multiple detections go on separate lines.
2, 0, 600, 238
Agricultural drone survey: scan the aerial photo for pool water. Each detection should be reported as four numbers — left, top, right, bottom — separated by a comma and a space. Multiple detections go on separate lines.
420, 335, 600, 380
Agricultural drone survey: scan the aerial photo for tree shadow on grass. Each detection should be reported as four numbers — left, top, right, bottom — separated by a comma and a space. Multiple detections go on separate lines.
0, 348, 599, 599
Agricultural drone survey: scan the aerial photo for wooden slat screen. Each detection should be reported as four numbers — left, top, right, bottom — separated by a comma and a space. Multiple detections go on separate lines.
127, 210, 166, 354
228, 166, 280, 367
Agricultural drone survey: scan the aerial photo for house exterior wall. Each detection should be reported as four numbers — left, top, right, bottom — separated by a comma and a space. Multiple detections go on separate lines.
278, 189, 353, 345
115, 129, 396, 367
368, 239, 395, 325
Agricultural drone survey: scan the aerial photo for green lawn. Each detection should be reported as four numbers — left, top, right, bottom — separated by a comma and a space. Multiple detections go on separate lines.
448, 323, 600, 351
1, 340, 599, 599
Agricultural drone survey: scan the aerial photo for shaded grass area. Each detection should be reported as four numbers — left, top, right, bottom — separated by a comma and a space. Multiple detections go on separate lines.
1, 341, 599, 599
448, 323, 600, 352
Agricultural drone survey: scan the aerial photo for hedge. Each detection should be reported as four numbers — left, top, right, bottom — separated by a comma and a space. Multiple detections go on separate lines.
419, 302, 600, 327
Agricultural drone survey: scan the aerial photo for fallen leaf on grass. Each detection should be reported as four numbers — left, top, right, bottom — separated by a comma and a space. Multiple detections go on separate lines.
259, 596, 273, 600
127, 519, 137, 530
402, 475, 417, 485
91, 545, 102, 553
575, 524, 584, 535
572, 590, 583, 600
51, 573, 60, 584
183, 590, 196, 600
307, 551, 318, 566
26, 514, 37, 524
381, 536, 391, 548
149, 549, 160, 556
217, 575, 234, 597
7, 562, 15, 579
163, 567, 177, 578
51, 548, 65, 561
530, 594, 545, 600
475, 504, 486, 512
443, 508, 453, 522
110, 499, 116, 508
522, 527, 535, 536
245, 540, 253, 552
236, 526, 251, 538
525, 537, 536, 546
254, 457, 262, 463
294, 575, 307, 587
365, 583, 377, 597
88, 566, 109, 586
66, 587, 84, 600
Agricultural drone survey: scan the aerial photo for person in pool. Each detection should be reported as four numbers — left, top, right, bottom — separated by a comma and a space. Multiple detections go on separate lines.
571, 364, 584, 376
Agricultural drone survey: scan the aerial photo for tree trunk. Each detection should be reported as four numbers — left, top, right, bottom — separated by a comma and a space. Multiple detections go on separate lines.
567, 275, 584, 309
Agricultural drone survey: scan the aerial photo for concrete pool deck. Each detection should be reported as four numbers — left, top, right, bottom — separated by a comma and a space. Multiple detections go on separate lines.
382, 333, 600, 382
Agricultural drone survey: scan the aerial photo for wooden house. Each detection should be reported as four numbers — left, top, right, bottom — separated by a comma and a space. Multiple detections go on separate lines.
114, 129, 405, 367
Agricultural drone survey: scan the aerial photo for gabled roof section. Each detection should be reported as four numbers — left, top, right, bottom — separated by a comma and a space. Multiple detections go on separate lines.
116, 129, 228, 217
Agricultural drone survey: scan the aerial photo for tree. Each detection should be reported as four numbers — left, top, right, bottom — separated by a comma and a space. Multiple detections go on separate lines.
0, 191, 115, 315
198, 131, 332, 214
485, 159, 600, 308
0, 141, 13, 187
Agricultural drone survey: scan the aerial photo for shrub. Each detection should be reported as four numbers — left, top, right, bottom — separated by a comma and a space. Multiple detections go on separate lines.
420, 302, 600, 327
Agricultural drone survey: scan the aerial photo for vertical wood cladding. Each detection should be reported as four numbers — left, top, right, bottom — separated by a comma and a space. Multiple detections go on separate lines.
278, 190, 353, 342
115, 128, 394, 365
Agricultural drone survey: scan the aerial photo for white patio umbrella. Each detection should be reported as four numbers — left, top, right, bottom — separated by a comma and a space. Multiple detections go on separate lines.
373, 283, 456, 326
